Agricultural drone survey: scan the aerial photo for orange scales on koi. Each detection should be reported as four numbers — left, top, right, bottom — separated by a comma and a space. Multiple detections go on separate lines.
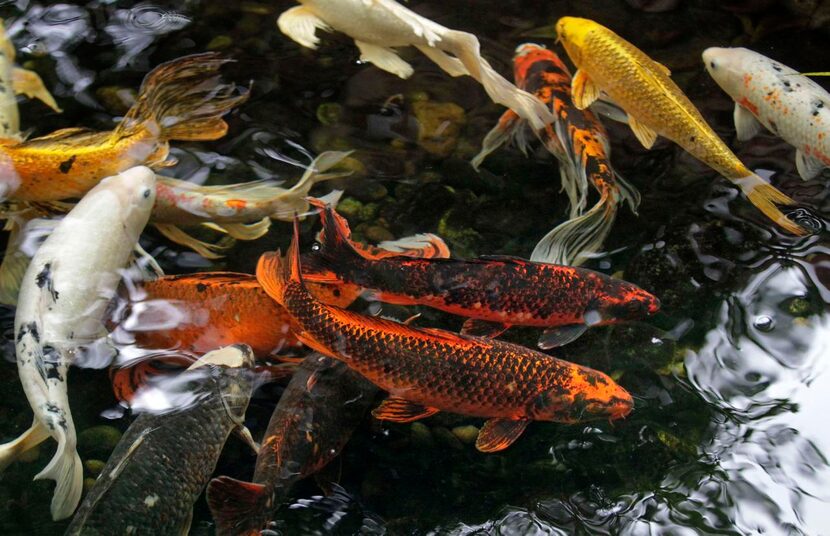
255, 220, 634, 452
473, 44, 640, 266
0, 52, 247, 202
303, 200, 659, 349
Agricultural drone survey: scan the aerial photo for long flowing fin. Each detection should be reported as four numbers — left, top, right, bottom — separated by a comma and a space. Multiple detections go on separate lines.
256, 251, 287, 304
115, 53, 248, 143
34, 426, 83, 520
734, 174, 808, 236
445, 31, 554, 131
471, 110, 524, 170
0, 420, 50, 471
12, 67, 62, 112
206, 476, 269, 536
531, 186, 619, 266
302, 200, 366, 281
152, 223, 234, 259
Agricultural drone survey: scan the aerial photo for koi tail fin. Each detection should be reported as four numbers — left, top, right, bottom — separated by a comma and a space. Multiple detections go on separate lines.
531, 185, 621, 267
34, 426, 83, 520
471, 110, 537, 170
735, 174, 808, 236
0, 419, 50, 472
445, 31, 554, 131
256, 219, 304, 304
116, 52, 248, 143
302, 199, 366, 282
206, 476, 270, 536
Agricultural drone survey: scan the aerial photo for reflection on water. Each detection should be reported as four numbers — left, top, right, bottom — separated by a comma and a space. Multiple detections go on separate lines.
0, 0, 827, 535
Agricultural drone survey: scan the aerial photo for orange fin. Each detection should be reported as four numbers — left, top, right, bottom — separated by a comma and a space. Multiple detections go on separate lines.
475, 419, 529, 452
372, 397, 439, 423
572, 69, 600, 110
206, 476, 269, 536
256, 251, 286, 303
460, 319, 509, 338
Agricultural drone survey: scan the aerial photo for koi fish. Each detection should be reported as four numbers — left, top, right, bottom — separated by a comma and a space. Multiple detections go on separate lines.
108, 231, 449, 403
65, 345, 255, 536
703, 47, 830, 181
0, 52, 247, 202
0, 166, 157, 520
207, 353, 378, 535
473, 43, 640, 266
555, 16, 808, 236
303, 200, 659, 348
0, 19, 61, 139
256, 220, 633, 453
277, 0, 554, 130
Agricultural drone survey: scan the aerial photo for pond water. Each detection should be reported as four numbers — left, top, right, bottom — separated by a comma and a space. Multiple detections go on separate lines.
0, 0, 828, 534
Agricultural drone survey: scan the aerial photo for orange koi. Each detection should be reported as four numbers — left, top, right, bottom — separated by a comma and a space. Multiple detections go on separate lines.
255, 221, 634, 453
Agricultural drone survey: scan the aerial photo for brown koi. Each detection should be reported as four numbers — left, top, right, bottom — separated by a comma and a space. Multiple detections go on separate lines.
255, 221, 634, 453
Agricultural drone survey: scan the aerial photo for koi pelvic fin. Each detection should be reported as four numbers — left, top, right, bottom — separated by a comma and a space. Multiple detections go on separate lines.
115, 52, 248, 143
12, 67, 62, 112
460, 318, 509, 338
537, 324, 589, 349
206, 476, 269, 536
734, 174, 808, 236
476, 419, 529, 452
372, 397, 440, 423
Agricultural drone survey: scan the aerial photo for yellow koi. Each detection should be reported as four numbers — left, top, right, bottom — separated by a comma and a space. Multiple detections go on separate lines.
555, 16, 807, 236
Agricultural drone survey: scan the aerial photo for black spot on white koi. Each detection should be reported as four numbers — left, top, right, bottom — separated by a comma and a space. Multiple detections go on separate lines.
41, 345, 63, 381
35, 263, 59, 301
44, 402, 68, 430
772, 63, 783, 72
59, 155, 77, 174
17, 322, 40, 344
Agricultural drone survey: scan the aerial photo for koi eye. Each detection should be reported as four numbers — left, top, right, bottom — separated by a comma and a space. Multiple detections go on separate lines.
709, 61, 717, 69
142, 188, 152, 198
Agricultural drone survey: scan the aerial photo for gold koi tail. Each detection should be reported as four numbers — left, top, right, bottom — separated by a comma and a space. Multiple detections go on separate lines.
115, 52, 248, 143
735, 174, 808, 236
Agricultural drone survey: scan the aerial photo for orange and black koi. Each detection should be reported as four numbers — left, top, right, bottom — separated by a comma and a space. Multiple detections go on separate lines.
255, 220, 634, 453
473, 44, 640, 267
303, 200, 659, 349
207, 354, 377, 535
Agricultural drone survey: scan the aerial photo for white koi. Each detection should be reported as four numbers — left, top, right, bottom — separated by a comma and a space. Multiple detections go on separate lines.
277, 0, 554, 130
0, 166, 156, 520
704, 46, 830, 180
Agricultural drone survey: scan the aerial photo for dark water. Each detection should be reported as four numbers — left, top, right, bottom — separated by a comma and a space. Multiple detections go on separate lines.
0, 0, 828, 534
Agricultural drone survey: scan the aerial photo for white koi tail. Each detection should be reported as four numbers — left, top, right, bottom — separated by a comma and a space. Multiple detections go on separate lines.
0, 419, 50, 472
34, 421, 83, 520
531, 176, 639, 267
471, 110, 537, 171
443, 31, 554, 131
734, 174, 808, 236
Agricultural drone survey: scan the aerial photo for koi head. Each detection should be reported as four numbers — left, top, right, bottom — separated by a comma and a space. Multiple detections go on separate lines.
98, 166, 156, 236
702, 47, 754, 96
589, 277, 660, 324
532, 368, 633, 423
555, 17, 596, 66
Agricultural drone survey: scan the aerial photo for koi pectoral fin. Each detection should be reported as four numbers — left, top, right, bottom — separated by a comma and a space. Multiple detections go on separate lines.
733, 103, 763, 142
12, 67, 62, 112
277, 5, 331, 49
234, 425, 260, 454
372, 397, 439, 423
460, 319, 509, 338
572, 69, 600, 110
475, 419, 529, 452
627, 114, 658, 149
795, 149, 825, 181
537, 324, 589, 349
354, 41, 414, 79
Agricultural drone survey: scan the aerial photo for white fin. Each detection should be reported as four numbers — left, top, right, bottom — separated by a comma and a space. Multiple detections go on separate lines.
795, 149, 825, 180
471, 111, 524, 170
377, 233, 451, 258
276, 5, 331, 49
131, 242, 164, 279
531, 189, 619, 267
445, 30, 554, 130
203, 217, 271, 241
551, 118, 589, 218
733, 103, 762, 141
354, 40, 414, 79
628, 114, 658, 149
572, 69, 600, 110
153, 223, 233, 259
0, 420, 50, 472
415, 45, 469, 77
234, 425, 260, 454
12, 67, 62, 112
616, 173, 642, 214
34, 425, 83, 520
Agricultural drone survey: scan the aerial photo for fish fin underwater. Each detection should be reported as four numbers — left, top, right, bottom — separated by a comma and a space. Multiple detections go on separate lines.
152, 223, 236, 259
277, 5, 332, 50
206, 476, 269, 536
460, 318, 509, 338
734, 174, 807, 236
355, 40, 415, 79
538, 324, 589, 349
115, 52, 249, 145
372, 397, 440, 423
12, 67, 62, 113
0, 419, 50, 472
476, 418, 529, 453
